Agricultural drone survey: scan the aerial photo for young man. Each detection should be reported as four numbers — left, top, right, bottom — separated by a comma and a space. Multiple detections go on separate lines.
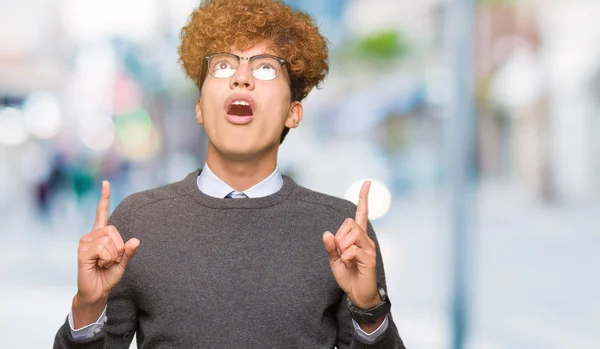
54, 0, 405, 347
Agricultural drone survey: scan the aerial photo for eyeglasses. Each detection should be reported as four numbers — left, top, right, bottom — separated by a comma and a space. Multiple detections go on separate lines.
204, 53, 288, 81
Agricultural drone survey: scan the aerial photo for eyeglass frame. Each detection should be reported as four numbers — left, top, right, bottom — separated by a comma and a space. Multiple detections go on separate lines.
203, 53, 289, 81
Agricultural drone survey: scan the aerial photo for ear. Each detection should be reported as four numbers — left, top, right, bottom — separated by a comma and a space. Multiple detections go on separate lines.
195, 97, 203, 124
284, 101, 303, 129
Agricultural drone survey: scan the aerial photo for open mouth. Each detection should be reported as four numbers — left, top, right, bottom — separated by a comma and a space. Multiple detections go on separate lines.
227, 100, 253, 116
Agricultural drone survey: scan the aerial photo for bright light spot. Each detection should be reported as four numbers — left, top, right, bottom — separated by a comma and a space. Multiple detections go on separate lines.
115, 108, 160, 160
491, 43, 542, 109
345, 179, 392, 220
79, 115, 115, 151
0, 107, 29, 146
23, 92, 62, 139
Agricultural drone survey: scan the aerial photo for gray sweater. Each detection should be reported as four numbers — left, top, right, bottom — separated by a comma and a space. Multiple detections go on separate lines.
54, 169, 405, 348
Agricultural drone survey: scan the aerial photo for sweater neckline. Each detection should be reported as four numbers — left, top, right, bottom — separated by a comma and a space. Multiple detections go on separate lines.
183, 168, 296, 209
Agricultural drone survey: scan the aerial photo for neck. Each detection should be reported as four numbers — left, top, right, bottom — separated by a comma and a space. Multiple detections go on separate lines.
205, 143, 278, 192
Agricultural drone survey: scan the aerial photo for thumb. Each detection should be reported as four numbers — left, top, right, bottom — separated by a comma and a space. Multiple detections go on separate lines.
119, 238, 140, 268
322, 231, 340, 265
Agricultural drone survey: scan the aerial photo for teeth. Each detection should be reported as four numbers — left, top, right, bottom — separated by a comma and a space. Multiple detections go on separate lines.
232, 100, 250, 106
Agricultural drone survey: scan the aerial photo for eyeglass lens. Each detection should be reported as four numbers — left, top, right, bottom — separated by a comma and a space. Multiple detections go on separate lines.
208, 54, 281, 80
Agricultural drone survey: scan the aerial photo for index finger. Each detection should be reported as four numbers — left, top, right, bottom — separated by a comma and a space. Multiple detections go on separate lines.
93, 180, 111, 230
355, 180, 371, 231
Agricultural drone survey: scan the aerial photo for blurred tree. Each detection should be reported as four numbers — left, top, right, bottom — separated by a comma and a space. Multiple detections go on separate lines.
355, 29, 408, 61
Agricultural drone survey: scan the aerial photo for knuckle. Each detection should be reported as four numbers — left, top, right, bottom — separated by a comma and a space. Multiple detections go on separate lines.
79, 235, 91, 244
342, 237, 355, 249
334, 234, 342, 244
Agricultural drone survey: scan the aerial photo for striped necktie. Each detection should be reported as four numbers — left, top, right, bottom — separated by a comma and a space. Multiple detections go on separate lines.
225, 191, 248, 199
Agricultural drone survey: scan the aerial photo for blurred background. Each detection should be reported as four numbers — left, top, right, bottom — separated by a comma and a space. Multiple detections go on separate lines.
1, 0, 599, 348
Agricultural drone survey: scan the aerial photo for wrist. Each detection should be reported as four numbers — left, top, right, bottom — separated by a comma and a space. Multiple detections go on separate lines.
72, 294, 107, 328
75, 288, 109, 307
347, 283, 392, 325
350, 294, 382, 310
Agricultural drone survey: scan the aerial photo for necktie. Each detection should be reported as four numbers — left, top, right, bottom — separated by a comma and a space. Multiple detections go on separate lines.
225, 191, 248, 199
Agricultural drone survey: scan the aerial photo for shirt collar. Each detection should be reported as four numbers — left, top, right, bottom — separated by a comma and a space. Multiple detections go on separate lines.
196, 163, 283, 198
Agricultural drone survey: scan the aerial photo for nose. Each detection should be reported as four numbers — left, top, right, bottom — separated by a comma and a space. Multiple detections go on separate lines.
230, 60, 255, 90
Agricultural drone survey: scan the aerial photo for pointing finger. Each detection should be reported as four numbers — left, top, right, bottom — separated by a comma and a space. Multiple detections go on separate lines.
93, 181, 111, 230
355, 180, 371, 232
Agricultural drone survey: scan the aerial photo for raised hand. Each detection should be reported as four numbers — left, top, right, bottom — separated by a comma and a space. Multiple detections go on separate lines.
322, 181, 380, 310
72, 181, 140, 328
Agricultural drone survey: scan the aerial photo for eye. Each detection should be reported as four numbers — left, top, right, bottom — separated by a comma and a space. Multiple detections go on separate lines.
214, 61, 234, 71
210, 57, 237, 78
256, 63, 276, 72
251, 57, 280, 80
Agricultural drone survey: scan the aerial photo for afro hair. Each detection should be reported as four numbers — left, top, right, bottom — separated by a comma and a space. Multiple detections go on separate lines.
179, 0, 329, 102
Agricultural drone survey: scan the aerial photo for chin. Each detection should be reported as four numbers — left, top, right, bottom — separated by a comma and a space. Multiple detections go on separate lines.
217, 140, 278, 161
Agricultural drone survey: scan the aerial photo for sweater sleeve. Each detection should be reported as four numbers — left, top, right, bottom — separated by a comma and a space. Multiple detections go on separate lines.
53, 198, 139, 349
334, 220, 406, 349
53, 281, 138, 349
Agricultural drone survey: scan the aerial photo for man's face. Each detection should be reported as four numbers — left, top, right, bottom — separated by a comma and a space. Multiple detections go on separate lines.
195, 41, 302, 161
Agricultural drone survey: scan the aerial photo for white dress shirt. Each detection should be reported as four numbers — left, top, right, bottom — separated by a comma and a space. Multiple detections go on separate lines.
196, 163, 284, 198
69, 163, 388, 342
